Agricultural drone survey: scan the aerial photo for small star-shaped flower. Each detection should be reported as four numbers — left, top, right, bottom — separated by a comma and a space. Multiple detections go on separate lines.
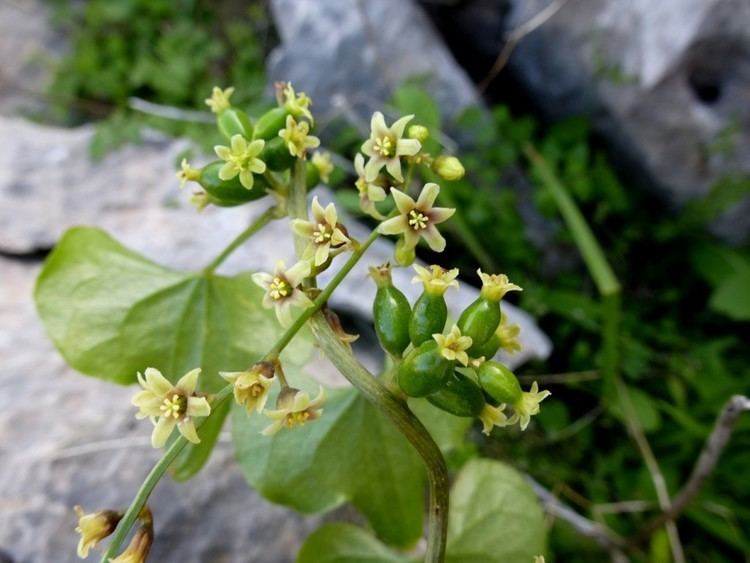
252, 260, 312, 326
412, 264, 459, 296
433, 325, 473, 366
261, 386, 325, 435
377, 183, 455, 252
279, 115, 320, 158
361, 112, 421, 182
205, 86, 234, 113
131, 367, 211, 448
214, 134, 266, 190
291, 196, 351, 267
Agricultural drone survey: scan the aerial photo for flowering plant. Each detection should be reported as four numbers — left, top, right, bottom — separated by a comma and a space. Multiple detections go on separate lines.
35, 82, 549, 562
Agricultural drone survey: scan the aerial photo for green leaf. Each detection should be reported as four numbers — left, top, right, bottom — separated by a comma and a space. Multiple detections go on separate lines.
232, 387, 425, 548
447, 459, 546, 562
35, 227, 312, 479
709, 270, 750, 320
610, 386, 662, 433
296, 459, 546, 563
297, 524, 415, 563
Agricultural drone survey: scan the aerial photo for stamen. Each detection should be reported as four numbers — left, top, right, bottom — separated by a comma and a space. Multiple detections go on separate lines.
408, 210, 428, 230
269, 276, 291, 300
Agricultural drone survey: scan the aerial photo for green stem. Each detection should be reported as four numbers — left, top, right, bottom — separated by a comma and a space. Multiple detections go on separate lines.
288, 158, 449, 562
204, 206, 278, 273
101, 228, 380, 562
523, 143, 685, 562
101, 385, 234, 561
310, 315, 449, 562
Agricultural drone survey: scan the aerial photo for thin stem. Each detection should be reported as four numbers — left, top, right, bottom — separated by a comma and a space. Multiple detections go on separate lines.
523, 143, 685, 562
101, 385, 234, 561
102, 229, 379, 561
309, 314, 449, 562
288, 157, 448, 561
204, 207, 278, 273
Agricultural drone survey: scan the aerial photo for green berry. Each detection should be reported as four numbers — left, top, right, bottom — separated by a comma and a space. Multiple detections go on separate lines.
371, 265, 412, 357
253, 107, 290, 141
217, 107, 253, 140
199, 161, 268, 207
427, 372, 485, 417
409, 291, 447, 346
260, 137, 296, 171
477, 360, 522, 405
457, 297, 501, 350
397, 340, 451, 397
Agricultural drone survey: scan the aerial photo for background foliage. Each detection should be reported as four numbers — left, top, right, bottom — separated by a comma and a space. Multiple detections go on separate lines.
39, 4, 750, 561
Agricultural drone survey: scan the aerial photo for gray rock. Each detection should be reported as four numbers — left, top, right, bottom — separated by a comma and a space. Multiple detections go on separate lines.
267, 0, 480, 124
505, 0, 750, 242
0, 258, 321, 563
0, 116, 550, 561
0, 0, 64, 117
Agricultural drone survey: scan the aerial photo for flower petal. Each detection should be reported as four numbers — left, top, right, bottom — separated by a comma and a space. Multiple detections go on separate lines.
178, 419, 201, 444
144, 367, 172, 396
390, 187, 416, 214
151, 417, 176, 448
391, 114, 414, 137
251, 272, 273, 290
377, 215, 408, 236
370, 111, 388, 138
249, 158, 266, 174
239, 169, 255, 190
176, 367, 201, 394
384, 157, 404, 182
187, 396, 211, 418
397, 137, 421, 157
230, 134, 247, 154
219, 162, 238, 181
417, 182, 440, 209
364, 155, 385, 182
214, 145, 231, 160
285, 260, 312, 287
429, 206, 455, 224
422, 225, 447, 252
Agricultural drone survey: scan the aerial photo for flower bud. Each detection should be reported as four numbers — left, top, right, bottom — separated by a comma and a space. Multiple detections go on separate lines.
220, 361, 275, 414
407, 125, 430, 143
109, 524, 153, 563
394, 238, 416, 266
74, 506, 123, 559
432, 155, 465, 181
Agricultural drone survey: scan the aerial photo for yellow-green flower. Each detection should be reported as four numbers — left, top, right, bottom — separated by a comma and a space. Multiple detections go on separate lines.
205, 86, 234, 113
189, 190, 210, 212
279, 115, 320, 158
109, 526, 152, 563
478, 403, 514, 435
433, 325, 473, 366
278, 82, 314, 124
432, 155, 465, 181
378, 183, 455, 252
131, 367, 211, 448
252, 260, 312, 326
513, 382, 551, 431
291, 196, 351, 267
312, 151, 334, 183
220, 362, 275, 414
361, 112, 421, 182
412, 264, 459, 296
477, 270, 522, 302
354, 153, 387, 219
214, 134, 266, 190
262, 386, 326, 435
74, 506, 122, 559
496, 317, 522, 355
534, 557, 546, 563
176, 158, 200, 188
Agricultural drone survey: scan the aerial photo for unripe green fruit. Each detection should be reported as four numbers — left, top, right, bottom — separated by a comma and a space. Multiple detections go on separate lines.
457, 297, 501, 351
409, 292, 447, 346
253, 107, 290, 141
217, 107, 253, 140
373, 284, 412, 357
397, 340, 451, 397
199, 161, 268, 207
427, 372, 484, 417
470, 333, 501, 360
261, 137, 296, 171
477, 360, 522, 405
